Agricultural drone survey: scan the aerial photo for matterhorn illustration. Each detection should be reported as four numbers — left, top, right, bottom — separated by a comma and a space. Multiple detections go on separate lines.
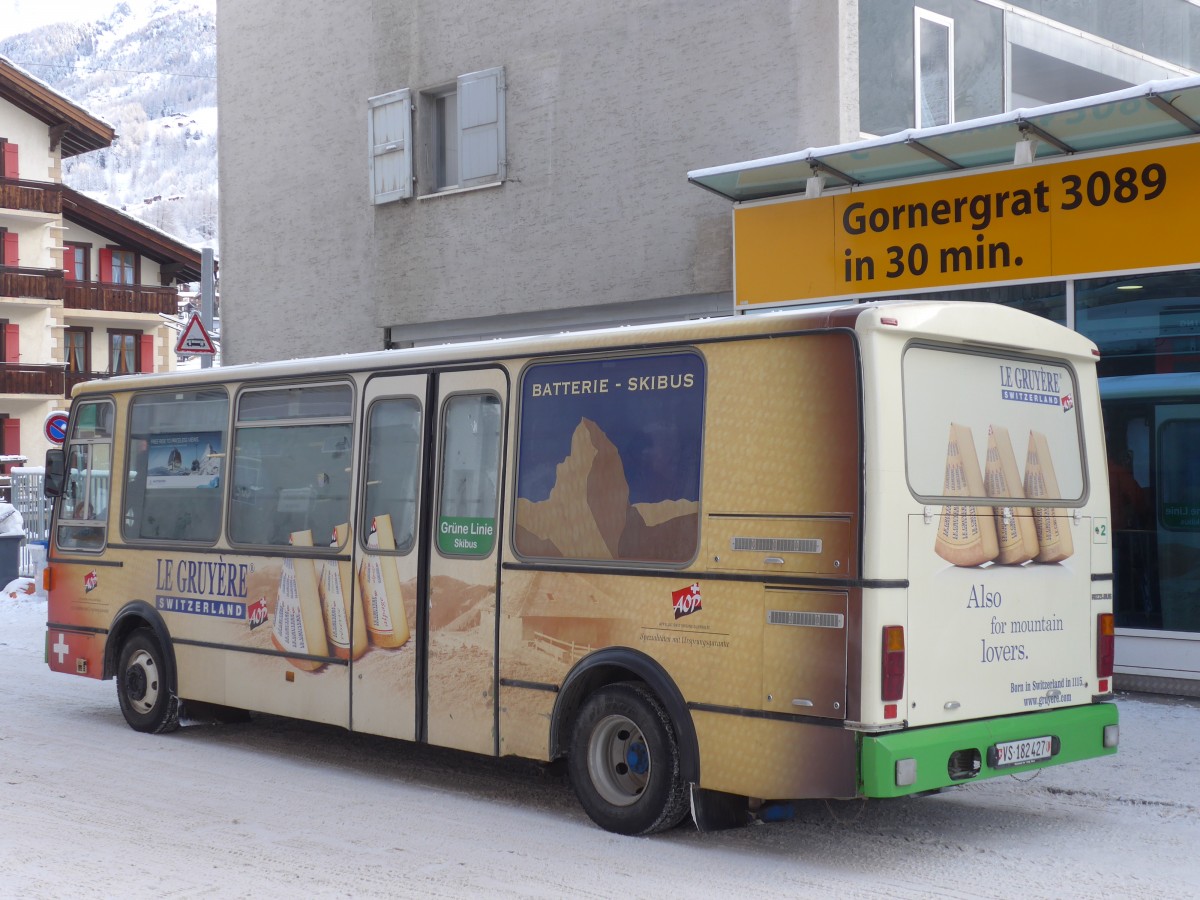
515, 418, 697, 562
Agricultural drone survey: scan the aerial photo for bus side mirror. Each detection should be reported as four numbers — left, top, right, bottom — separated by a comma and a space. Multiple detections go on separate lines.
44, 448, 65, 498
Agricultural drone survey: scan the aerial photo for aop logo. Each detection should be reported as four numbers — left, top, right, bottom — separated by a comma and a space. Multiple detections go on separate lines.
247, 597, 269, 629
671, 583, 702, 620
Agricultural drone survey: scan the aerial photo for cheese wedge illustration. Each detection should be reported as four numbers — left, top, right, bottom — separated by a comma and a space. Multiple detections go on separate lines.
319, 523, 368, 660
984, 425, 1040, 565
358, 514, 411, 648
271, 530, 329, 671
1024, 430, 1074, 563
935, 423, 999, 567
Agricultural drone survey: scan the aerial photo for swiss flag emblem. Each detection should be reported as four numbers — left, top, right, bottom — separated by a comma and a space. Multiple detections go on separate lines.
671, 583, 702, 620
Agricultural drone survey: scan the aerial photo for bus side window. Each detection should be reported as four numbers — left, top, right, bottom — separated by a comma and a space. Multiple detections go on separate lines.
362, 397, 422, 554
437, 393, 501, 556
229, 383, 354, 548
124, 389, 229, 544
57, 399, 114, 552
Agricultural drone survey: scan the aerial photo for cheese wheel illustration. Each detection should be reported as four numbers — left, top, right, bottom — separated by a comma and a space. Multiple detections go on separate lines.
271, 530, 329, 671
984, 425, 1040, 565
319, 523, 368, 660
935, 423, 999, 567
1024, 431, 1074, 563
358, 514, 411, 648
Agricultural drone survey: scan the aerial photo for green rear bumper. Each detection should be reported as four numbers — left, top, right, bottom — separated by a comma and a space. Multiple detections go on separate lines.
859, 703, 1118, 798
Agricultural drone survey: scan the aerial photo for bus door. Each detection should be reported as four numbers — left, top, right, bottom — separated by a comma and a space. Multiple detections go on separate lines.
424, 368, 507, 755
351, 373, 428, 741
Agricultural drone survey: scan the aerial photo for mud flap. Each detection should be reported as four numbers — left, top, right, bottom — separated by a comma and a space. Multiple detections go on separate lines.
689, 785, 752, 831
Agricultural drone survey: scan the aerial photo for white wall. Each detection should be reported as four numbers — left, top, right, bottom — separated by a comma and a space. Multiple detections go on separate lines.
0, 104, 57, 182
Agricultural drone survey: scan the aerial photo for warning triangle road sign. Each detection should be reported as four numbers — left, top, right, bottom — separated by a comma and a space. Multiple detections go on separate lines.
176, 313, 217, 355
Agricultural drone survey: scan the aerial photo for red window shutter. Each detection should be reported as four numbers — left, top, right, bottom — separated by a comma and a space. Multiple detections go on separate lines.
1, 143, 17, 180
139, 334, 154, 373
1, 418, 19, 459
63, 245, 75, 280
98, 248, 113, 283
2, 232, 17, 267
3, 324, 18, 363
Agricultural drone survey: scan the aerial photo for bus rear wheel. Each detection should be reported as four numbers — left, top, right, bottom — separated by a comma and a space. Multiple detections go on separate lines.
568, 682, 688, 835
116, 629, 180, 734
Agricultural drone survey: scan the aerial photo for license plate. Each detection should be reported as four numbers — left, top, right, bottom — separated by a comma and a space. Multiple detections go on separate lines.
992, 735, 1053, 768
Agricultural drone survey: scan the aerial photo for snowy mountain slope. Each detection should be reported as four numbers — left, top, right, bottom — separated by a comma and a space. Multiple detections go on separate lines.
0, 0, 217, 249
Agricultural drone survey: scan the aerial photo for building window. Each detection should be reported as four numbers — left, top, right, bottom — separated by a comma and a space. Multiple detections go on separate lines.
368, 66, 505, 204
432, 88, 459, 190
100, 248, 138, 285
63, 243, 89, 281
109, 330, 139, 374
915, 8, 953, 128
66, 327, 91, 374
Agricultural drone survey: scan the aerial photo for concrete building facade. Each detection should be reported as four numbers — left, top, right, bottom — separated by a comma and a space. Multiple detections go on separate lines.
216, 0, 859, 360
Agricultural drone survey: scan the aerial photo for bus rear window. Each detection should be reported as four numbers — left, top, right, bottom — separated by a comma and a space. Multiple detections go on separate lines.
902, 346, 1085, 504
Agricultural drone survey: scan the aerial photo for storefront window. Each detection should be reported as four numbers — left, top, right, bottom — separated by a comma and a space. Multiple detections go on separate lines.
908, 281, 1067, 325
1077, 269, 1200, 378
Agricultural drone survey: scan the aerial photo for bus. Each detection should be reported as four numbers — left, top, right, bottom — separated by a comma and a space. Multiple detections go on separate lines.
43, 300, 1119, 835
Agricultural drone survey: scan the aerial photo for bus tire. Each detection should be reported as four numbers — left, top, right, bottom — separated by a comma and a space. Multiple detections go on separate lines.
116, 628, 180, 734
568, 682, 688, 835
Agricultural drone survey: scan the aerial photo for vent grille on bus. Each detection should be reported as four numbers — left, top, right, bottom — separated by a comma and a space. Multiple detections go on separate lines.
731, 537, 822, 554
766, 610, 844, 629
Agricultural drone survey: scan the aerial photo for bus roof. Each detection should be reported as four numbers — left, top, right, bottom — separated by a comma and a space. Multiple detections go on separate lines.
74, 300, 1097, 397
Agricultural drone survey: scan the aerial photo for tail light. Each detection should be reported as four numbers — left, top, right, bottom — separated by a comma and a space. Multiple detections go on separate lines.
882, 625, 905, 702
1097, 613, 1115, 678
42, 565, 53, 592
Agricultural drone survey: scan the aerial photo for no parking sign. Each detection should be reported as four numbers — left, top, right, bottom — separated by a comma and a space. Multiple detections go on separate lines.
44, 411, 69, 445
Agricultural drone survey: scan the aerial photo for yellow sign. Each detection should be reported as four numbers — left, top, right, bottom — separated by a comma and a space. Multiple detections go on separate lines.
734, 141, 1200, 307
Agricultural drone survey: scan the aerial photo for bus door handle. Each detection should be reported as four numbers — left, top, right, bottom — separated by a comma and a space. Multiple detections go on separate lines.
763, 556, 785, 565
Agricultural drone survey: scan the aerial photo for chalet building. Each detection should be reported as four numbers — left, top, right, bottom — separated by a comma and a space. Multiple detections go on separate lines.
0, 56, 201, 476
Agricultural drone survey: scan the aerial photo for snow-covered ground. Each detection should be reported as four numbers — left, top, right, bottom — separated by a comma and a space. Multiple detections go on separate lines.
2, 579, 1198, 898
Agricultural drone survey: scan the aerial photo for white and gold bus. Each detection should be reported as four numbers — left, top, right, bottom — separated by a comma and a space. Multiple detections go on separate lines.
43, 300, 1119, 834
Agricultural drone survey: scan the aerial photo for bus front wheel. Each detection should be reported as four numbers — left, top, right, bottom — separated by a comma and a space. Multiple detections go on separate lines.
567, 682, 688, 835
116, 629, 180, 734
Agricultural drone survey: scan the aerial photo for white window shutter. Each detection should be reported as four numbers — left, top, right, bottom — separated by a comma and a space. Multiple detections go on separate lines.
457, 67, 505, 187
368, 88, 412, 203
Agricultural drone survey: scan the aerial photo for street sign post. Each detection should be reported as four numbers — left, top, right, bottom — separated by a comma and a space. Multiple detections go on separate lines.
44, 411, 69, 445
176, 313, 217, 355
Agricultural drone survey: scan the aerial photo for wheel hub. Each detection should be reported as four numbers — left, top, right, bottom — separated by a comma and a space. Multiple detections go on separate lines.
588, 713, 651, 807
625, 741, 649, 776
125, 664, 148, 701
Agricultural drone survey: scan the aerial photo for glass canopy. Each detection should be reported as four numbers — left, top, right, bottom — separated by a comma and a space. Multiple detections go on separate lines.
689, 76, 1200, 202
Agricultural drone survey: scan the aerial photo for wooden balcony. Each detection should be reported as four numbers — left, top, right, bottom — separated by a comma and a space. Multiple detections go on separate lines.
0, 363, 65, 397
64, 281, 178, 315
0, 177, 63, 215
0, 266, 64, 301
65, 370, 101, 397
